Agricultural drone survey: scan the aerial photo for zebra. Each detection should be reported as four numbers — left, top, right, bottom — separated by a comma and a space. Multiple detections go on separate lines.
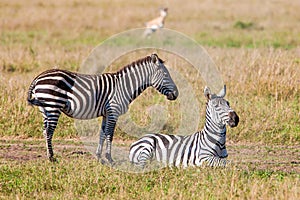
27, 53, 178, 163
143, 8, 168, 37
129, 85, 239, 168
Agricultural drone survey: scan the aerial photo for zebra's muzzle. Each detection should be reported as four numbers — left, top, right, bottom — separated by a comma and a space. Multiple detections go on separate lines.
228, 111, 239, 127
166, 91, 178, 100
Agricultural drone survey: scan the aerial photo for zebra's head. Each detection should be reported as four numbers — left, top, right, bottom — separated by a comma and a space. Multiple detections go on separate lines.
150, 54, 178, 101
204, 85, 239, 128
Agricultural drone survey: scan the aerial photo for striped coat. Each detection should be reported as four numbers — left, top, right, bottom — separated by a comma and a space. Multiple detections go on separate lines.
129, 85, 239, 168
28, 54, 178, 162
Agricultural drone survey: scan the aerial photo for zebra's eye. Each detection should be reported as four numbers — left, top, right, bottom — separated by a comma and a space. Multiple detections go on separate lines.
211, 100, 218, 107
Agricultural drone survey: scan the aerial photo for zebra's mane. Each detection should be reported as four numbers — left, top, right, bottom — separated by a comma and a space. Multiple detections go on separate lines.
115, 55, 164, 76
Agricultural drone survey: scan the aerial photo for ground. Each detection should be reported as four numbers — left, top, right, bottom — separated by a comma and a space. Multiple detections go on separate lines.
1, 139, 299, 174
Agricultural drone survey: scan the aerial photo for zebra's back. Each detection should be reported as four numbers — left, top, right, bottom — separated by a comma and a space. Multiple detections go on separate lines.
27, 69, 114, 119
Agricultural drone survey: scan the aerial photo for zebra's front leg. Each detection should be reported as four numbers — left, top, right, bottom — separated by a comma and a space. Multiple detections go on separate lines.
206, 156, 228, 167
104, 116, 118, 164
96, 117, 106, 162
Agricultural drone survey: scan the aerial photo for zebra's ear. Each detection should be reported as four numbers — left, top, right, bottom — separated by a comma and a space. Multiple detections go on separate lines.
204, 86, 212, 100
151, 53, 158, 64
217, 85, 226, 98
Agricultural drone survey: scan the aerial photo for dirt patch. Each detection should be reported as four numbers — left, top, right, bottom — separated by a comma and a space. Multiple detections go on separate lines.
0, 139, 299, 173
0, 139, 92, 162
228, 144, 300, 173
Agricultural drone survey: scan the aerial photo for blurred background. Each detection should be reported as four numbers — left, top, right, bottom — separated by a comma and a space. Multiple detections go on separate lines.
0, 0, 299, 145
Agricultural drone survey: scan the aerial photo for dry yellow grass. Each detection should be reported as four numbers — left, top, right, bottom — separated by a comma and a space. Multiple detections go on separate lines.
0, 0, 299, 199
0, 0, 299, 142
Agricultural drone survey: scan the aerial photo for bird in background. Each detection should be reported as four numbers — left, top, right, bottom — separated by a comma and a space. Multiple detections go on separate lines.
143, 7, 168, 37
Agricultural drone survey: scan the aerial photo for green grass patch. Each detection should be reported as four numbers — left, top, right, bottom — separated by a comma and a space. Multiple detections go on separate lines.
196, 31, 300, 49
0, 159, 299, 199
234, 21, 255, 30
2, 29, 300, 51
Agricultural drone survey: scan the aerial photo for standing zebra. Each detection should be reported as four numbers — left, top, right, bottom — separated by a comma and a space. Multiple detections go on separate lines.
27, 54, 178, 162
143, 8, 168, 37
129, 85, 239, 168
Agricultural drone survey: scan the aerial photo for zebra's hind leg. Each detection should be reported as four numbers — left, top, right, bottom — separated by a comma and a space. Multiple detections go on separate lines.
40, 107, 61, 162
136, 149, 154, 168
129, 142, 155, 169
43, 129, 55, 162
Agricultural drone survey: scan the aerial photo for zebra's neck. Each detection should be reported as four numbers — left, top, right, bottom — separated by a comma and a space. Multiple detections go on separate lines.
203, 117, 226, 135
200, 112, 227, 144
116, 57, 154, 104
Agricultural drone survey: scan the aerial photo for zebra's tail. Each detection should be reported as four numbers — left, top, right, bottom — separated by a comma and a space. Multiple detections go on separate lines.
27, 80, 37, 106
27, 79, 46, 107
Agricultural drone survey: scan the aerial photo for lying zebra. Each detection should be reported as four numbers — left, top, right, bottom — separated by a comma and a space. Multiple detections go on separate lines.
27, 54, 178, 163
129, 85, 239, 168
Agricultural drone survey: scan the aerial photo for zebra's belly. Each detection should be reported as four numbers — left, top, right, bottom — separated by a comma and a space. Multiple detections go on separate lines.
62, 110, 101, 119
61, 99, 103, 119
154, 147, 180, 167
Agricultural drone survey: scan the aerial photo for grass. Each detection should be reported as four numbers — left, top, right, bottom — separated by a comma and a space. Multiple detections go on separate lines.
0, 0, 300, 199
195, 30, 300, 49
0, 158, 299, 199
233, 21, 255, 30
1, 48, 298, 145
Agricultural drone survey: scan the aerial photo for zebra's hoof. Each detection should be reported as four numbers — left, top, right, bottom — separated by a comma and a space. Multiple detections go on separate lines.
98, 158, 115, 166
96, 156, 106, 165
49, 157, 57, 162
96, 154, 101, 161
100, 158, 106, 165
105, 153, 114, 164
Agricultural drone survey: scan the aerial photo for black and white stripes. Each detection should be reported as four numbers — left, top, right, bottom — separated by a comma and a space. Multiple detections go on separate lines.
28, 54, 178, 162
129, 85, 239, 168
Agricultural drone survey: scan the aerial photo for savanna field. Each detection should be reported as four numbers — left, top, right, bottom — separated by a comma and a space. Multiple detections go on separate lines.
0, 0, 299, 199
